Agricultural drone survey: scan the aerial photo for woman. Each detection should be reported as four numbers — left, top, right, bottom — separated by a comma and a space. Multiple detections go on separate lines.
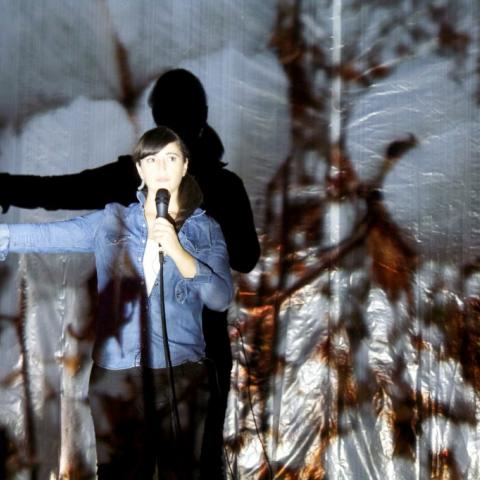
0, 126, 234, 479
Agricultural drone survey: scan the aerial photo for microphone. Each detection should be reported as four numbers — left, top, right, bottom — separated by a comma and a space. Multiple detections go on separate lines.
155, 188, 170, 219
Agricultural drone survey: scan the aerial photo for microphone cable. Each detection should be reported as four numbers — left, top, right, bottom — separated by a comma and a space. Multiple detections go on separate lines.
155, 189, 183, 456
158, 249, 182, 439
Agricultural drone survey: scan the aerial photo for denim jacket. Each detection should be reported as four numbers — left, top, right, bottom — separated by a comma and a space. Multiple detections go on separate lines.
0, 192, 234, 369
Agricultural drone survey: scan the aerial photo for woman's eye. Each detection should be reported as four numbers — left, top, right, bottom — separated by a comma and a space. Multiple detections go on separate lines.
145, 157, 155, 163
169, 156, 178, 162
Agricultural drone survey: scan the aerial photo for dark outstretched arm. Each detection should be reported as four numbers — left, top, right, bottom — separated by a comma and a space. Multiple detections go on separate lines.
0, 156, 137, 212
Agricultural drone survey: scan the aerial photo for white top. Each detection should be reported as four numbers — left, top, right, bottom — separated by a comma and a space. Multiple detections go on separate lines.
143, 238, 160, 296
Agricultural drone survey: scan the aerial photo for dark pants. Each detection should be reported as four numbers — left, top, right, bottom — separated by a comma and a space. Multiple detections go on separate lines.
201, 311, 233, 479
88, 362, 209, 480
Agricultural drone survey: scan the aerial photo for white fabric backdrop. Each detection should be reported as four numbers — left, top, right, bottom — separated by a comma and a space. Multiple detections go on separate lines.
0, 1, 479, 478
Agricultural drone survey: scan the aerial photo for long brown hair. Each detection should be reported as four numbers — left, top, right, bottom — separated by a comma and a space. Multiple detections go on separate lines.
133, 126, 203, 229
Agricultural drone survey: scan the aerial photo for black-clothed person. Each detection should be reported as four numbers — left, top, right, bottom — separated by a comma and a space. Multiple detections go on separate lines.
0, 69, 260, 479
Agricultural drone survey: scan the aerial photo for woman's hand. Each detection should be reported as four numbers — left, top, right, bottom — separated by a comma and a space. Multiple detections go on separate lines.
150, 217, 180, 256
150, 217, 197, 278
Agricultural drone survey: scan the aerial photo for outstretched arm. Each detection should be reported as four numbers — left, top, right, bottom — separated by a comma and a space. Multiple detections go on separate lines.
0, 210, 105, 261
0, 156, 137, 212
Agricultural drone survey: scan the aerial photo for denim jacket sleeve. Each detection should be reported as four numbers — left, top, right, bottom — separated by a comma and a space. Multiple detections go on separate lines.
0, 210, 105, 260
187, 219, 234, 312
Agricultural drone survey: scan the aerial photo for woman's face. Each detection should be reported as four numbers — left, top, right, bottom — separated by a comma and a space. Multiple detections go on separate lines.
136, 141, 188, 199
